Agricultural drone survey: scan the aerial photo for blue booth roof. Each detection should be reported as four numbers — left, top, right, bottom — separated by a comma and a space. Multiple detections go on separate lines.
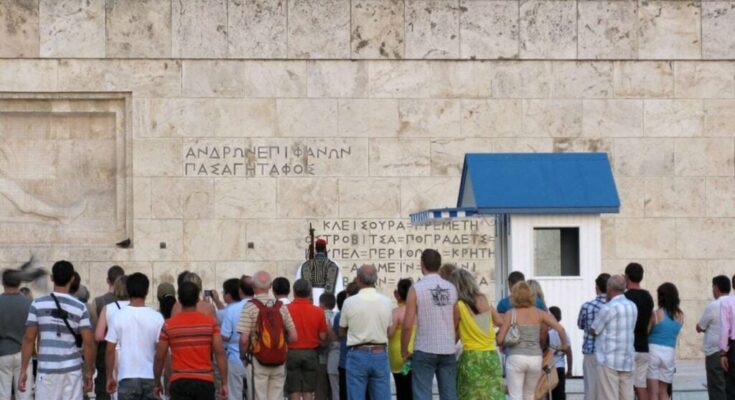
410, 153, 619, 224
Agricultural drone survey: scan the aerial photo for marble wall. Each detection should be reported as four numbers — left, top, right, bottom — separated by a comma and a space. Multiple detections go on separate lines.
1, 0, 735, 359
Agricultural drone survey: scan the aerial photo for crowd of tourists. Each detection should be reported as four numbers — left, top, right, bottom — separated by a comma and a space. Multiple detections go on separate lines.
0, 250, 733, 400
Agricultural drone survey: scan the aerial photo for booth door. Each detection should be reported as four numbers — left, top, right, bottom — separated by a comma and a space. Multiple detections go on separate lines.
508, 214, 602, 377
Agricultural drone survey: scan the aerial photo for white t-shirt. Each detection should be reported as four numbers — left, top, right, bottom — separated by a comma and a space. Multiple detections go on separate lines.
105, 300, 130, 326
698, 298, 722, 356
105, 306, 165, 380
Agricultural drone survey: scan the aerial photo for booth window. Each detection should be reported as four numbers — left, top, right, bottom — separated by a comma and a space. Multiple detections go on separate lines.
533, 227, 580, 276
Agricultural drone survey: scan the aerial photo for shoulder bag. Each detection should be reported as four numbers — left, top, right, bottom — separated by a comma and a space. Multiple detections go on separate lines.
505, 308, 521, 347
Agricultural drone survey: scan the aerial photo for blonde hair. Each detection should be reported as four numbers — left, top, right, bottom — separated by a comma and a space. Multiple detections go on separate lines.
112, 275, 129, 300
183, 272, 203, 291
527, 279, 545, 304
449, 269, 482, 312
510, 281, 536, 308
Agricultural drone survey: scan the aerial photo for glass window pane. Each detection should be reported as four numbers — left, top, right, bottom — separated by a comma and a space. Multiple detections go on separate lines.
533, 227, 580, 276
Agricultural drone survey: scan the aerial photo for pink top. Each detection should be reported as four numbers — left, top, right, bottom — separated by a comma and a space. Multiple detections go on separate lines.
720, 295, 735, 352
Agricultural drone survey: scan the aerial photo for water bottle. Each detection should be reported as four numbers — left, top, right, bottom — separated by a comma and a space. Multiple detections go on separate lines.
401, 360, 412, 376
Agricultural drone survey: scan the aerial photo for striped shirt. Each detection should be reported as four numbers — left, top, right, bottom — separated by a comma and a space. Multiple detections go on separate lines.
26, 292, 91, 374
591, 294, 637, 372
413, 274, 457, 355
577, 294, 607, 354
159, 311, 220, 383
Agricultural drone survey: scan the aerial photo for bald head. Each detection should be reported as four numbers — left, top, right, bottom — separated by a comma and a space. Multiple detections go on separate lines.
607, 274, 626, 298
357, 264, 378, 287
252, 271, 272, 293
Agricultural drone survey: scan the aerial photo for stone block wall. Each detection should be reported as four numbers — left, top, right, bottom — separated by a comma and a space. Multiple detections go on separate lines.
1, 0, 735, 359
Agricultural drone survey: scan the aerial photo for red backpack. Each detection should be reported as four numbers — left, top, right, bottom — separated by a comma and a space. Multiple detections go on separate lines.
250, 299, 288, 366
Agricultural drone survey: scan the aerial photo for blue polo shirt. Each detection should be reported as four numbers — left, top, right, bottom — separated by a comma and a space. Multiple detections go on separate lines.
497, 296, 547, 314
221, 299, 247, 363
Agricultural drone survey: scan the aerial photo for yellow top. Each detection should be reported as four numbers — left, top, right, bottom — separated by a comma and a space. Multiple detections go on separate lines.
388, 316, 415, 373
458, 300, 496, 351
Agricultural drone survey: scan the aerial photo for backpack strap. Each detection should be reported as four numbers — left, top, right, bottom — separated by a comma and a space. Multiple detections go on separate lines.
114, 300, 121, 310
50, 293, 78, 338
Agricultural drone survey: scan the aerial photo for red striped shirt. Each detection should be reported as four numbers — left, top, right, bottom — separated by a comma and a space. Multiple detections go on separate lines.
159, 311, 219, 383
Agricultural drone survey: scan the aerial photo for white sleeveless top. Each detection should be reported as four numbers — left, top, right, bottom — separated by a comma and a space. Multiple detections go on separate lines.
413, 274, 457, 355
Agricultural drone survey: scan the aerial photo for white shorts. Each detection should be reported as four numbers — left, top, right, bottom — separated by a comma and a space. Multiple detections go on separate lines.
36, 371, 83, 400
633, 352, 649, 388
647, 344, 676, 383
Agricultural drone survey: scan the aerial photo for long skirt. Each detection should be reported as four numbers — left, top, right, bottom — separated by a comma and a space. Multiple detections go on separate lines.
457, 350, 505, 400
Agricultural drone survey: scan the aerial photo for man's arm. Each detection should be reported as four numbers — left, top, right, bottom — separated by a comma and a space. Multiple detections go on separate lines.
213, 334, 228, 399
239, 332, 250, 358
18, 325, 37, 392
105, 341, 117, 393
153, 340, 169, 397
721, 300, 732, 353
697, 302, 713, 333
577, 304, 587, 330
81, 328, 96, 392
564, 333, 573, 377
401, 288, 417, 360
282, 309, 298, 343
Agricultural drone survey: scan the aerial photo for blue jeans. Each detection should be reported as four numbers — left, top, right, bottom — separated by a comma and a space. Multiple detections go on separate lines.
411, 350, 457, 400
117, 378, 156, 400
345, 349, 391, 400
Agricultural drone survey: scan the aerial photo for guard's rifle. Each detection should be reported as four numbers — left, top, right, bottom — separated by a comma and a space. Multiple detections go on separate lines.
308, 223, 315, 260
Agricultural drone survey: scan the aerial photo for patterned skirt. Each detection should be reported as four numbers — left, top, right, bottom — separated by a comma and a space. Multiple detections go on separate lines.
457, 350, 506, 400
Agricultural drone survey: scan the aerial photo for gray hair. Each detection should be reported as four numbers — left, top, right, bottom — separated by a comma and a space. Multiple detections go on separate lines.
527, 279, 545, 304
608, 275, 626, 292
253, 271, 273, 290
449, 269, 481, 310
357, 264, 378, 286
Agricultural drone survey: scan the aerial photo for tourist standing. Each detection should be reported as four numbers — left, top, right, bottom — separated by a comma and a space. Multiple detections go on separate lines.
646, 283, 684, 400
220, 278, 248, 400
577, 273, 610, 400
497, 281, 569, 400
157, 282, 176, 320
237, 271, 298, 400
0, 269, 32, 400
449, 269, 504, 400
388, 279, 415, 400
154, 281, 228, 400
105, 272, 164, 400
333, 291, 348, 400
496, 271, 546, 313
549, 306, 573, 400
95, 275, 129, 342
697, 275, 730, 400
402, 249, 458, 400
92, 264, 125, 400
591, 275, 637, 400
624, 263, 654, 400
318, 292, 337, 400
171, 273, 218, 319
719, 274, 735, 397
286, 279, 329, 400
339, 265, 393, 400
273, 277, 291, 305
19, 260, 96, 400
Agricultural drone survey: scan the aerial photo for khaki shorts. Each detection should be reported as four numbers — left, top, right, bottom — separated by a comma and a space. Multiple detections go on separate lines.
633, 352, 649, 388
286, 349, 318, 394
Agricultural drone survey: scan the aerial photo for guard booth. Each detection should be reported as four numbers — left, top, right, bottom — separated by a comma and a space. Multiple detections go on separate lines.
410, 153, 620, 377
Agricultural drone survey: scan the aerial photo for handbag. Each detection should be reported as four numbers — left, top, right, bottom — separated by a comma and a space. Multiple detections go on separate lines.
505, 309, 521, 347
535, 348, 559, 400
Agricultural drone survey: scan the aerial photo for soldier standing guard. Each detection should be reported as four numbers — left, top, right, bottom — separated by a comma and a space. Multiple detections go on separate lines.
296, 239, 344, 306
